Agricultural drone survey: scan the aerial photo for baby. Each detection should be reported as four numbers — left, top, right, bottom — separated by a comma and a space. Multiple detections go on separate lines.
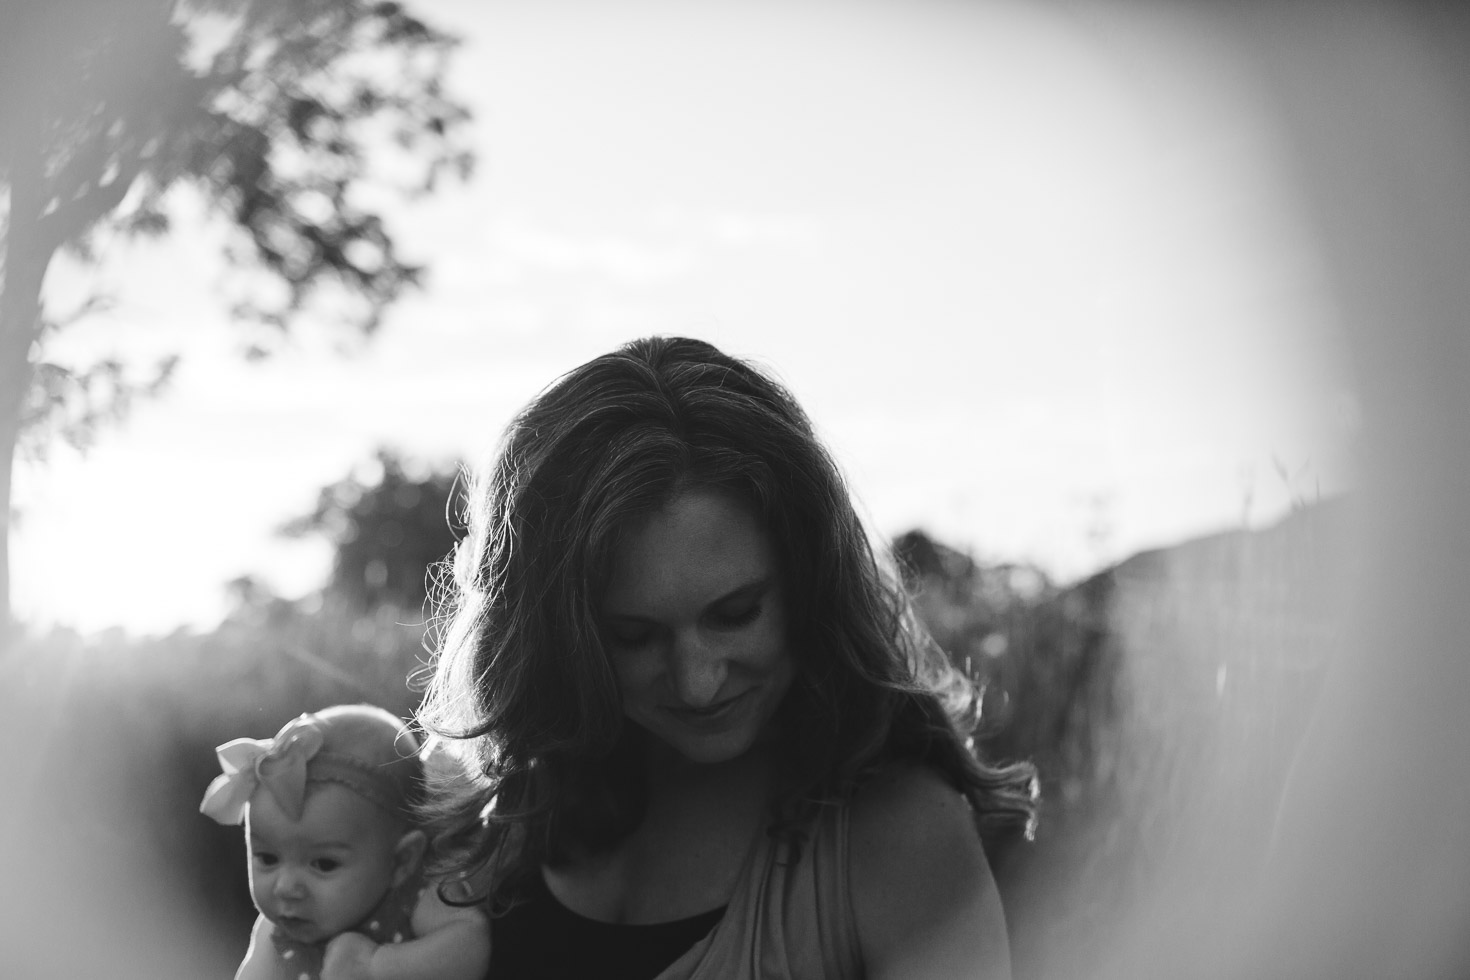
201, 704, 490, 980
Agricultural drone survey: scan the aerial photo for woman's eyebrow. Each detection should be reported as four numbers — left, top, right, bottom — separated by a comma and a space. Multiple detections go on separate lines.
710, 576, 772, 606
602, 576, 773, 621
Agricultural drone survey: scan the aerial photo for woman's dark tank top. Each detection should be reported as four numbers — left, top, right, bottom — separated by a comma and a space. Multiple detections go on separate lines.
489, 872, 726, 980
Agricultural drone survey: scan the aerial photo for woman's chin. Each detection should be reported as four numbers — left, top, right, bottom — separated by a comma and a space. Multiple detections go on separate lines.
635, 718, 762, 769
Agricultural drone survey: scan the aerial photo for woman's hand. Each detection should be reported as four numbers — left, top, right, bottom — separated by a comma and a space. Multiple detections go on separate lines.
322, 933, 380, 980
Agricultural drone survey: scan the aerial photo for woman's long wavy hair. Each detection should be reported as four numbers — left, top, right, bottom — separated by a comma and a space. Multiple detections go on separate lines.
416, 336, 1037, 909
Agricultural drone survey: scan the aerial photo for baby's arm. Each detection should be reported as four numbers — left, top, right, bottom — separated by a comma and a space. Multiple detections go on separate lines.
322, 881, 490, 980
236, 914, 292, 980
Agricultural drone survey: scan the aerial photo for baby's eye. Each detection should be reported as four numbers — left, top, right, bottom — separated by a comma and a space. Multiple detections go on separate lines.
312, 858, 342, 873
253, 852, 279, 868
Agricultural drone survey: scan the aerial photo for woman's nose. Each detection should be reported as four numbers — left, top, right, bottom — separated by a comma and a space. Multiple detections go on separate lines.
667, 632, 726, 707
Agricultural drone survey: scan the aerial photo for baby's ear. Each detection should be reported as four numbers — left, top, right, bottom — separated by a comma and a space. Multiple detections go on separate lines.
393, 829, 428, 887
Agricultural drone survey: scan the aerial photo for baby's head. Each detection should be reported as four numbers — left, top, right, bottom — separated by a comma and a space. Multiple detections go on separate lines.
201, 704, 426, 945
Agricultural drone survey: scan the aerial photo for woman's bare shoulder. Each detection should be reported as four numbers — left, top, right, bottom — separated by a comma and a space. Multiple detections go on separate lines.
848, 762, 983, 893
851, 760, 969, 828
849, 761, 1011, 980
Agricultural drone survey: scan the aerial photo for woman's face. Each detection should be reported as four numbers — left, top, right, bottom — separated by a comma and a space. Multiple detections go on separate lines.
601, 489, 795, 765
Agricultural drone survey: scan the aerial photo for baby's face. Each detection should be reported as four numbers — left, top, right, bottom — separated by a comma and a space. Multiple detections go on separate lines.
246, 782, 403, 945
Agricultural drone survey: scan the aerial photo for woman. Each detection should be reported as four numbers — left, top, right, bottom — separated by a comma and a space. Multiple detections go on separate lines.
418, 336, 1037, 979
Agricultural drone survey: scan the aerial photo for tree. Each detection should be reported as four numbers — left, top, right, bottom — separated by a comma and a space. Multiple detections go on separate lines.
280, 448, 464, 612
0, 0, 473, 631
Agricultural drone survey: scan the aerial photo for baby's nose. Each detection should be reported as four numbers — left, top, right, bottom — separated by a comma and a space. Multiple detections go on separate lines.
273, 868, 307, 899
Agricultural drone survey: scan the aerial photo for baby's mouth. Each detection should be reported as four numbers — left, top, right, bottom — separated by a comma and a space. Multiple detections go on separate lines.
274, 914, 315, 939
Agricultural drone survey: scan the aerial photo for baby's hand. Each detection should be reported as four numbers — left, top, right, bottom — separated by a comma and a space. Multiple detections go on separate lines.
322, 932, 378, 980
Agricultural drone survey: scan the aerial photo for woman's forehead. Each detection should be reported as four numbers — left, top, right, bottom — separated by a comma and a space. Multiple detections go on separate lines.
602, 490, 776, 614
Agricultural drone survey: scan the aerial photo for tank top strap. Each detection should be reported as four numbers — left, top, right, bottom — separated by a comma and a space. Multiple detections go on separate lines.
809, 799, 865, 977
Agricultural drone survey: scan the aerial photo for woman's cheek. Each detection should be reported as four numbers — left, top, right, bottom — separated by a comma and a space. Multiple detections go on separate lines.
611, 648, 659, 699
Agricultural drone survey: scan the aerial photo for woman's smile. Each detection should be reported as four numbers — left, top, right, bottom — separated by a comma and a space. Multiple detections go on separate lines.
662, 687, 756, 730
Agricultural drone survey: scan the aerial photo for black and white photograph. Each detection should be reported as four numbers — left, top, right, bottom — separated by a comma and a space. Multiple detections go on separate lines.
3, 1, 1467, 977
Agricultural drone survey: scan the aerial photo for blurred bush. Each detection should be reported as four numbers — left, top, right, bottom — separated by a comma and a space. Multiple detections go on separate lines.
898, 500, 1348, 979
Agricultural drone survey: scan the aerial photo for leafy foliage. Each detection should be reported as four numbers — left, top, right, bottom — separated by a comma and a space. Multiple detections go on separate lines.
3, 0, 471, 332
22, 351, 179, 462
0, 0, 473, 626
279, 448, 465, 612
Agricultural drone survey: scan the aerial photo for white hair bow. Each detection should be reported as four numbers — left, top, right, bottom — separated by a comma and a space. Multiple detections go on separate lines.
199, 713, 326, 825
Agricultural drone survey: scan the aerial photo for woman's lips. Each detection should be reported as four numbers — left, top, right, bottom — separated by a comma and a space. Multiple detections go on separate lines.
661, 688, 753, 728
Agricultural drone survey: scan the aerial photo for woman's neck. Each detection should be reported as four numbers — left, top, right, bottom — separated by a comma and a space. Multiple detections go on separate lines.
544, 738, 778, 923
642, 733, 780, 801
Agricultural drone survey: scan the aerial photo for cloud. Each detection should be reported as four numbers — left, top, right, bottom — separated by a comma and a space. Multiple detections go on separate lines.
486, 220, 698, 288
709, 212, 821, 248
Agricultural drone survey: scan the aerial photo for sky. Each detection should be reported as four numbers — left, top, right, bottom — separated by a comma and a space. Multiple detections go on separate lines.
11, 0, 1358, 636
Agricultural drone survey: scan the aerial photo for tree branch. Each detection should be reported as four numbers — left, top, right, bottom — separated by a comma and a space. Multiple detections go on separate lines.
34, 147, 147, 257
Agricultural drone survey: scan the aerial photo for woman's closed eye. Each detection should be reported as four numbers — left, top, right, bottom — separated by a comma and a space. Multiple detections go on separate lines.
709, 603, 761, 629
605, 623, 656, 648
605, 604, 761, 645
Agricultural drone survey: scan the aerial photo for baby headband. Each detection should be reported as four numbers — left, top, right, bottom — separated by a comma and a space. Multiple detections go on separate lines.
199, 712, 409, 825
